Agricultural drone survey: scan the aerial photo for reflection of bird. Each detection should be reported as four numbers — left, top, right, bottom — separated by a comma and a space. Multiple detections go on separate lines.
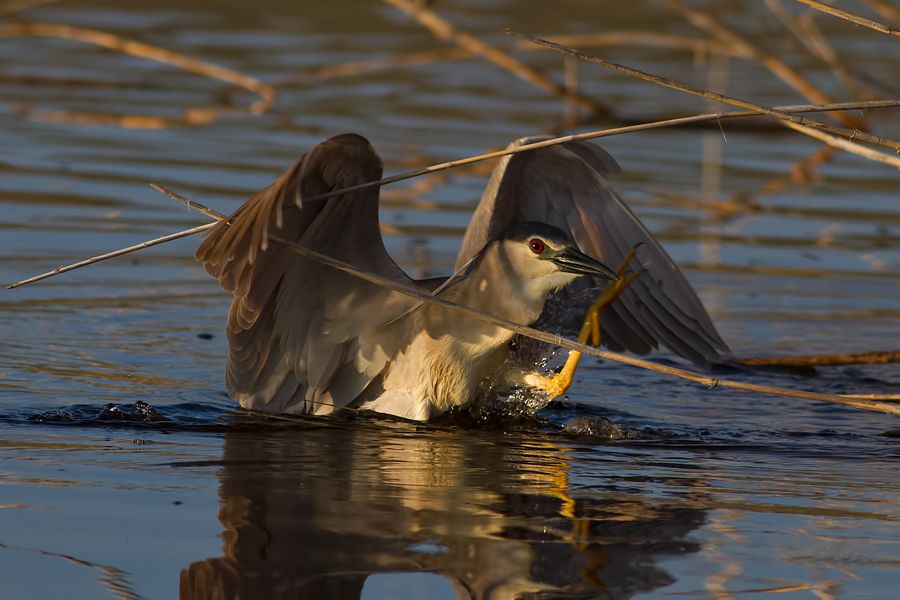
179, 421, 706, 599
197, 134, 728, 420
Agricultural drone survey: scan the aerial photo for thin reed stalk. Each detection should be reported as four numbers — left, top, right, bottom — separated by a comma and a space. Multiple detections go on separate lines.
782, 118, 900, 167
843, 394, 900, 402
6, 99, 900, 291
299, 98, 900, 204
795, 0, 900, 36
510, 32, 900, 167
5, 222, 217, 289
736, 351, 900, 367
664, 0, 863, 128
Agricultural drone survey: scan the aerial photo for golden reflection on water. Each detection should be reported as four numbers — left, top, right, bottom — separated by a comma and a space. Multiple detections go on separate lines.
180, 424, 706, 599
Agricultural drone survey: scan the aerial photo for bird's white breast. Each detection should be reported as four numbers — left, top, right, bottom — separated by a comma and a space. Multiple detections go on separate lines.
363, 321, 514, 421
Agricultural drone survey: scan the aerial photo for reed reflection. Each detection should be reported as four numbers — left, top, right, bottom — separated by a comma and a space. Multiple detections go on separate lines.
180, 419, 706, 599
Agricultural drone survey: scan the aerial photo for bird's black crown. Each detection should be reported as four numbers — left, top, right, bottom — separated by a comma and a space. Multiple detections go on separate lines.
496, 221, 575, 248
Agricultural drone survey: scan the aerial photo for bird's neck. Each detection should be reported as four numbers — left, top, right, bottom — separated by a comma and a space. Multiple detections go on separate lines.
443, 248, 548, 328
401, 251, 553, 416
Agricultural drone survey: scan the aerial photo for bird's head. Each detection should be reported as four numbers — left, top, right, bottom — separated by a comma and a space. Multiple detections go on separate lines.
490, 222, 617, 300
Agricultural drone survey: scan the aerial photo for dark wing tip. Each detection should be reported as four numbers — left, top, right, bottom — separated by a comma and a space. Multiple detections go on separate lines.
293, 133, 383, 209
315, 133, 383, 179
196, 133, 385, 287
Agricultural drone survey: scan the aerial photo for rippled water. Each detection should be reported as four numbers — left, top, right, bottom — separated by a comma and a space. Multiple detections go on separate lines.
1, 0, 898, 598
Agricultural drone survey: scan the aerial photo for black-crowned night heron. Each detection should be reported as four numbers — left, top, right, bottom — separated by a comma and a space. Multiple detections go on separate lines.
197, 134, 729, 420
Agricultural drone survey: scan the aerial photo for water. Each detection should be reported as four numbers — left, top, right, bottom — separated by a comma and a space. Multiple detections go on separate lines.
1, 0, 898, 597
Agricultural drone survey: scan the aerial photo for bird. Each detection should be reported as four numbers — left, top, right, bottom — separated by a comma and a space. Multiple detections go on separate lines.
196, 133, 729, 421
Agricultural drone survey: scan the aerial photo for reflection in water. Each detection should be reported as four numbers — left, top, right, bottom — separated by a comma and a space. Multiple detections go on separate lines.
180, 420, 706, 599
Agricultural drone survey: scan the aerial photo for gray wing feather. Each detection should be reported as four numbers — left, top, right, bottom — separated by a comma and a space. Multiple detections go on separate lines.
197, 133, 417, 414
456, 136, 729, 366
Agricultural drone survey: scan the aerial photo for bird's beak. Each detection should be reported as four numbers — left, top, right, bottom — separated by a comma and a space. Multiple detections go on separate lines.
551, 248, 617, 280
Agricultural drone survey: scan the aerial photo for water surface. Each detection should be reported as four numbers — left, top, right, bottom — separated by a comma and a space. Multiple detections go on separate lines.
1, 0, 898, 598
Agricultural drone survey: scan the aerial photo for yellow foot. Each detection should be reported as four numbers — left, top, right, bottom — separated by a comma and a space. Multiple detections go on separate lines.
524, 369, 574, 399
583, 245, 644, 346
524, 343, 584, 398
524, 246, 644, 400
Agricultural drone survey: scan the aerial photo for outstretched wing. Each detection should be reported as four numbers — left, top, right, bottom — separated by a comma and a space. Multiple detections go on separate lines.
197, 133, 418, 415
456, 137, 729, 366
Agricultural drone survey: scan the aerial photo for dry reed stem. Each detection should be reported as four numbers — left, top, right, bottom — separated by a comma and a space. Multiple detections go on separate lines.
276, 31, 742, 87
301, 98, 900, 204
781, 118, 900, 167
736, 350, 900, 367
843, 394, 900, 401
149, 183, 224, 221
249, 211, 895, 416
6, 99, 900, 292
795, 0, 900, 36
0, 21, 276, 127
5, 222, 217, 289
382, 0, 612, 118
513, 32, 900, 166
664, 0, 863, 129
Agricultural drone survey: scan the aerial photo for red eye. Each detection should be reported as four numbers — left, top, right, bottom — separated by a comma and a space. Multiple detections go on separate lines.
528, 238, 545, 254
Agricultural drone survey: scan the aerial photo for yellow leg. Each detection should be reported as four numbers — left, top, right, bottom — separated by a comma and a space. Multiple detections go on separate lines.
524, 247, 643, 398
525, 347, 585, 398
535, 447, 594, 552
585, 269, 643, 346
